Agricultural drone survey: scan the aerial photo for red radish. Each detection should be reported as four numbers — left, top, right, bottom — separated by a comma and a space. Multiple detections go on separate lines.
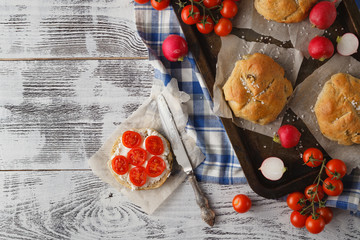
273, 125, 301, 148
162, 35, 188, 62
337, 33, 359, 56
309, 1, 337, 30
308, 36, 334, 61
259, 157, 286, 181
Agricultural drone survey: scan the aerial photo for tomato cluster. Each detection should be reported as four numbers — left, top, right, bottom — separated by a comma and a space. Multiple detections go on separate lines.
287, 148, 347, 234
178, 0, 239, 37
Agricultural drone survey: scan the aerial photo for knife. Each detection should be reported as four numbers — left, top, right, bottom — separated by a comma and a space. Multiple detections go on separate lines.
157, 94, 216, 226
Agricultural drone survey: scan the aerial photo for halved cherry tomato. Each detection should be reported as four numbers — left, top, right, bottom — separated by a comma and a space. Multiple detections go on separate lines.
304, 184, 325, 202
323, 177, 344, 196
122, 131, 142, 148
146, 156, 166, 177
151, 0, 170, 11
305, 215, 325, 234
111, 155, 129, 175
220, 0, 238, 19
196, 16, 214, 34
134, 0, 150, 4
232, 194, 251, 213
290, 210, 308, 228
303, 148, 324, 167
181, 5, 201, 25
214, 18, 232, 37
326, 159, 347, 179
129, 166, 147, 187
145, 136, 164, 155
287, 192, 306, 211
203, 0, 221, 8
127, 147, 147, 166
316, 207, 333, 224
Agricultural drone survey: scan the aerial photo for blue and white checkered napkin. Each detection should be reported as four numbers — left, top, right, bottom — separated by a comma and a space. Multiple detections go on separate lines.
133, 2, 359, 216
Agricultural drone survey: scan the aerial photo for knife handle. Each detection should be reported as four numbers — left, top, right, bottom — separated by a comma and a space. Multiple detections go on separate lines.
188, 171, 216, 226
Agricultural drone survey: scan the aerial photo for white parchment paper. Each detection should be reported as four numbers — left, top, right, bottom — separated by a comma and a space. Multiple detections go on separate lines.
213, 35, 303, 137
289, 54, 360, 173
88, 78, 205, 214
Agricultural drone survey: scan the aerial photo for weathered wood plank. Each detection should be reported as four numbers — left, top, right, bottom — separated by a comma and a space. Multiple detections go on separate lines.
0, 0, 148, 58
0, 59, 154, 170
0, 171, 358, 239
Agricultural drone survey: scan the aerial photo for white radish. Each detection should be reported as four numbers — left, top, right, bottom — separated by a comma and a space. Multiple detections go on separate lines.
259, 157, 287, 181
337, 33, 359, 56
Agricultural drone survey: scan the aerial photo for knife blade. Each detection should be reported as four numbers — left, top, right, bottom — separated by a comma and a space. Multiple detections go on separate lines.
157, 94, 215, 226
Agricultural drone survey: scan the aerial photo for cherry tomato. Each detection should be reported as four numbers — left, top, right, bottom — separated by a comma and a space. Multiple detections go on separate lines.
129, 166, 147, 187
316, 207, 333, 224
290, 211, 308, 228
305, 215, 325, 234
145, 136, 164, 155
122, 130, 142, 148
151, 0, 170, 11
127, 147, 147, 166
304, 184, 325, 202
134, 0, 150, 4
323, 177, 344, 196
326, 159, 347, 179
203, 0, 221, 8
220, 0, 238, 19
232, 194, 252, 213
287, 192, 306, 211
303, 148, 324, 167
111, 155, 129, 175
181, 5, 201, 25
214, 18, 232, 37
146, 156, 166, 177
196, 16, 214, 34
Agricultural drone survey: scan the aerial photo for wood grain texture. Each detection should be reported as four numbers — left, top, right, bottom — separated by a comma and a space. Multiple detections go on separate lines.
0, 171, 359, 240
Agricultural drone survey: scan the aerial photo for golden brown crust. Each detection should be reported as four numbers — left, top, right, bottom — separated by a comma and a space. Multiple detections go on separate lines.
222, 53, 293, 125
108, 128, 173, 190
314, 73, 360, 145
254, 0, 317, 23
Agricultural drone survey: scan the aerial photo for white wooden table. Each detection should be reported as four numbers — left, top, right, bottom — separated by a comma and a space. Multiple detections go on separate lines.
1, 1, 359, 239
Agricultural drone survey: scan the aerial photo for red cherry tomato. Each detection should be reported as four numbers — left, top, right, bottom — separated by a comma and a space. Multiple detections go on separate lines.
127, 147, 147, 166
181, 5, 201, 25
214, 18, 232, 37
111, 155, 129, 175
305, 215, 325, 234
151, 0, 170, 11
203, 0, 221, 8
303, 148, 324, 167
287, 192, 306, 211
134, 0, 150, 4
304, 184, 325, 202
196, 16, 214, 34
129, 166, 147, 187
326, 159, 347, 179
323, 177, 344, 196
316, 207, 333, 224
145, 136, 164, 155
122, 131, 142, 148
146, 156, 166, 177
232, 194, 252, 213
290, 211, 308, 228
220, 0, 238, 19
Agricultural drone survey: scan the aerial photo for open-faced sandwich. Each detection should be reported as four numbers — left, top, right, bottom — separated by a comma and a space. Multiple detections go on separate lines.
108, 128, 173, 190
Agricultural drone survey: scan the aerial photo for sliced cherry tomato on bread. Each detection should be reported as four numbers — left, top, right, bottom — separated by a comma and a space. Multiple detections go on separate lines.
146, 156, 166, 177
122, 131, 142, 148
111, 155, 129, 175
127, 147, 147, 166
145, 136, 164, 155
129, 166, 147, 187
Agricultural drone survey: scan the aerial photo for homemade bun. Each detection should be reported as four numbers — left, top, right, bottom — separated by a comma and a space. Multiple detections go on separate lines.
254, 0, 317, 23
314, 73, 360, 145
108, 128, 173, 190
223, 53, 293, 125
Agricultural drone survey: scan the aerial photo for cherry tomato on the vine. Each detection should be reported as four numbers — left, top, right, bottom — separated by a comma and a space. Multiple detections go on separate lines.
304, 184, 325, 202
151, 0, 170, 10
316, 207, 333, 224
323, 177, 344, 196
303, 148, 324, 167
203, 0, 221, 8
287, 192, 306, 211
134, 0, 150, 4
232, 194, 252, 213
196, 16, 214, 34
305, 215, 325, 234
181, 5, 201, 25
290, 211, 308, 228
214, 18, 232, 36
326, 159, 347, 179
220, 0, 238, 19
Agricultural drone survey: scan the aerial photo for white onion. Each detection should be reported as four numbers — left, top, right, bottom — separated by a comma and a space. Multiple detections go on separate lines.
337, 33, 359, 56
259, 157, 286, 181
